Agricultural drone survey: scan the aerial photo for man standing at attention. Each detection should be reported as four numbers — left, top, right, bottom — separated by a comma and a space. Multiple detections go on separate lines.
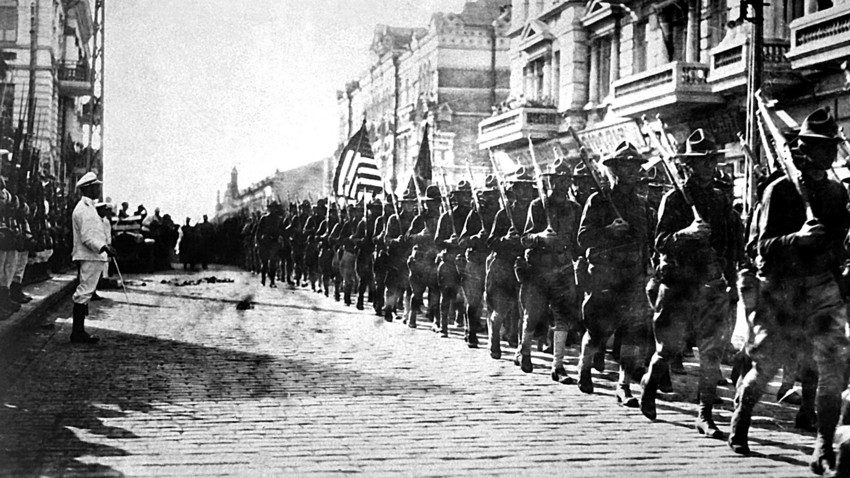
71, 172, 114, 344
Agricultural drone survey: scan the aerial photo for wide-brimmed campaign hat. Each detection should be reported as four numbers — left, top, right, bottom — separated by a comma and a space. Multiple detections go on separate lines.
572, 163, 590, 178
602, 141, 644, 166
676, 129, 726, 160
422, 185, 442, 201
75, 172, 102, 189
543, 158, 572, 176
796, 107, 842, 142
505, 166, 534, 183
452, 180, 472, 194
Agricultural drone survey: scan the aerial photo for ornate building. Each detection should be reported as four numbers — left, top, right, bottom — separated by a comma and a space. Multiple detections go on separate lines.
477, 0, 828, 181
337, 0, 512, 191
0, 0, 96, 186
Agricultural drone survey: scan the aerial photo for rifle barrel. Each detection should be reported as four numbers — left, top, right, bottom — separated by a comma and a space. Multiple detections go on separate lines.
487, 149, 518, 232
566, 127, 624, 221
526, 137, 552, 230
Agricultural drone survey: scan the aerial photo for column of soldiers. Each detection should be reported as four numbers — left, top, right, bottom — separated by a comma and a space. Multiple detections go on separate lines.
234, 107, 850, 477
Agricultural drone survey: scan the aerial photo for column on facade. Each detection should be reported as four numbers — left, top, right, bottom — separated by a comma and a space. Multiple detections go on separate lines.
685, 0, 700, 62
587, 40, 599, 105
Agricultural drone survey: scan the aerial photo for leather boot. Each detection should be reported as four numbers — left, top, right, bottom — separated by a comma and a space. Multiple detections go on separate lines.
10, 282, 31, 303
811, 394, 841, 476
70, 303, 99, 344
696, 399, 722, 438
356, 296, 364, 310
0, 287, 19, 312
489, 317, 501, 359
640, 366, 660, 420
383, 307, 394, 323
728, 388, 756, 455
344, 285, 352, 306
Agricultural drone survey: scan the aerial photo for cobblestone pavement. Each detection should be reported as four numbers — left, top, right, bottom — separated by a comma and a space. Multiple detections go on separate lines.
0, 266, 819, 477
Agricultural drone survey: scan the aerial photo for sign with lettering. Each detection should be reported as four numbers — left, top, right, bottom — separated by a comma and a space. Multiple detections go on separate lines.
577, 119, 647, 156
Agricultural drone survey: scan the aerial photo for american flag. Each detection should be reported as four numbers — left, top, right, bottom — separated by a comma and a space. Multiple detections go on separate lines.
333, 121, 382, 199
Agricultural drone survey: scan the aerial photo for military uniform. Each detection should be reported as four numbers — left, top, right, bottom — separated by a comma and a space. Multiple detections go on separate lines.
435, 182, 472, 337
353, 200, 381, 310
382, 192, 416, 322
485, 168, 534, 359
458, 176, 499, 348
317, 207, 339, 298
640, 130, 738, 439
406, 186, 441, 328
516, 160, 581, 377
576, 142, 654, 406
256, 204, 285, 287
728, 109, 850, 475
372, 200, 394, 316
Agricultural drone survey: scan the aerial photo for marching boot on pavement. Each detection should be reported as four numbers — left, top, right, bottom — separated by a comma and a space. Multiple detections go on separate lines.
486, 168, 534, 359
518, 159, 581, 381
727, 109, 850, 476
458, 176, 499, 348
576, 142, 654, 406
69, 172, 114, 344
639, 129, 738, 437
406, 186, 441, 330
435, 182, 472, 338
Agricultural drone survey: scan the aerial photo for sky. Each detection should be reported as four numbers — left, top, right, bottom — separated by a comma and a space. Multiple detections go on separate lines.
103, 0, 471, 222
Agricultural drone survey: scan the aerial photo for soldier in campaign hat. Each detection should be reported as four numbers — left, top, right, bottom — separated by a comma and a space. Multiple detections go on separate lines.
576, 142, 654, 407
457, 174, 501, 348
486, 166, 535, 358
640, 129, 738, 439
515, 158, 582, 382
434, 180, 473, 337
729, 108, 850, 475
256, 201, 284, 288
381, 188, 418, 322
405, 185, 442, 328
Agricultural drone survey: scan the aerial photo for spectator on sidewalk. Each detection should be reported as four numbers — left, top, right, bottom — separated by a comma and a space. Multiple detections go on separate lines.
70, 172, 115, 344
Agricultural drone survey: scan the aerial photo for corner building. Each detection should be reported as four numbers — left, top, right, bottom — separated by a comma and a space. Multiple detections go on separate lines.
478, 0, 827, 178
337, 0, 512, 191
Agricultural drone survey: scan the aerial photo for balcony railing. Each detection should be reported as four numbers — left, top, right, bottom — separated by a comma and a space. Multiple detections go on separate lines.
708, 38, 793, 93
58, 63, 91, 96
788, 3, 850, 69
611, 61, 721, 118
477, 106, 560, 150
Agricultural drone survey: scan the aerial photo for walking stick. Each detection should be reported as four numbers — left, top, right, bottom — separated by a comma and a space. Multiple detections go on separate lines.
111, 255, 131, 306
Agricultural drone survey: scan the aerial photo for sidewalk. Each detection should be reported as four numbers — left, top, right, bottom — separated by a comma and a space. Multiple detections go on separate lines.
0, 271, 76, 353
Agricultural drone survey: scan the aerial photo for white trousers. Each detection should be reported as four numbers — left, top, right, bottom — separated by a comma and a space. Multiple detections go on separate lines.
74, 260, 105, 304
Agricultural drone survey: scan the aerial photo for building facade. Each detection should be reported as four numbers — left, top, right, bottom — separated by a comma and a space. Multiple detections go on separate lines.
337, 0, 512, 192
477, 0, 829, 179
216, 160, 330, 220
0, 0, 96, 187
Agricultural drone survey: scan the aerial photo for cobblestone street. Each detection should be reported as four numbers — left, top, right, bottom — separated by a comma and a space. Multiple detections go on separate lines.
0, 266, 821, 476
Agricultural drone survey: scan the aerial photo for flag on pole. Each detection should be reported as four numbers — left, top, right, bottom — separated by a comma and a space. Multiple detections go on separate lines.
408, 123, 432, 193
333, 121, 382, 199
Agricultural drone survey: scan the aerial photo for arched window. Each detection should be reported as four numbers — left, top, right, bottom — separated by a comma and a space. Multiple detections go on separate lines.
0, 0, 16, 43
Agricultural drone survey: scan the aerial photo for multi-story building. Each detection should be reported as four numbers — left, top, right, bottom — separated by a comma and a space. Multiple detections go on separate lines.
337, 0, 512, 192
216, 160, 330, 220
0, 0, 95, 187
478, 0, 827, 178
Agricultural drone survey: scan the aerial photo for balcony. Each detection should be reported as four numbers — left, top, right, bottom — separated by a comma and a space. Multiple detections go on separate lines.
611, 61, 722, 118
708, 38, 794, 93
477, 106, 560, 150
58, 63, 90, 96
787, 3, 850, 69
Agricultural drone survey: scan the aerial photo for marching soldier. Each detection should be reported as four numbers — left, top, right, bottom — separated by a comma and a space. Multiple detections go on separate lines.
303, 199, 325, 292
406, 185, 441, 329
571, 163, 598, 207
372, 197, 395, 316
486, 167, 534, 359
331, 201, 363, 306
353, 198, 382, 310
288, 200, 312, 287
458, 175, 500, 348
435, 181, 473, 337
255, 202, 284, 288
728, 109, 850, 476
383, 189, 417, 322
639, 129, 738, 439
576, 142, 654, 406
515, 159, 581, 381
317, 202, 339, 297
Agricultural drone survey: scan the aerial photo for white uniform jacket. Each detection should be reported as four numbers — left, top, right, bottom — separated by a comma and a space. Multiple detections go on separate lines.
72, 196, 108, 262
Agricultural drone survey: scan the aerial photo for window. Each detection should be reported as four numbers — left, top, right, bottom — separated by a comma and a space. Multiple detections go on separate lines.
658, 4, 687, 62
0, 1, 16, 43
708, 0, 727, 48
633, 19, 647, 74
596, 36, 612, 99
786, 0, 805, 21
